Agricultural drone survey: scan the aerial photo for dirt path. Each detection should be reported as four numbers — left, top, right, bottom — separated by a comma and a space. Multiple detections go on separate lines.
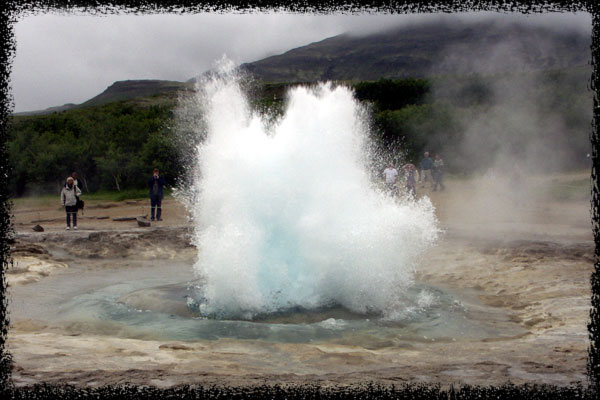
12, 197, 190, 232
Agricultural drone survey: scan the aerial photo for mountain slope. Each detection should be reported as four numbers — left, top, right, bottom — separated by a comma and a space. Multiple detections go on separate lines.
14, 80, 193, 116
80, 80, 192, 107
15, 19, 590, 116
241, 19, 590, 82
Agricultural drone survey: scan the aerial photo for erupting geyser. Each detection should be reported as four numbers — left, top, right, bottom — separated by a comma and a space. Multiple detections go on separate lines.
186, 61, 439, 320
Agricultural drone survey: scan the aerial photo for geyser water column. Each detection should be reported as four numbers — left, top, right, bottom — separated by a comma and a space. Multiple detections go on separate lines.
188, 63, 439, 320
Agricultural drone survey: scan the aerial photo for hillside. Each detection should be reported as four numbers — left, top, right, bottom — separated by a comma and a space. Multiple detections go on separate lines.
14, 103, 79, 116
15, 19, 590, 116
240, 19, 590, 83
80, 80, 192, 108
14, 80, 193, 116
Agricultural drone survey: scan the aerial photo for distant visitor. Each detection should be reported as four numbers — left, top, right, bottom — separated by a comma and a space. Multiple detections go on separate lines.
61, 176, 81, 230
383, 162, 399, 197
432, 154, 445, 191
402, 163, 417, 197
72, 171, 84, 212
420, 152, 433, 189
71, 172, 81, 192
148, 168, 166, 221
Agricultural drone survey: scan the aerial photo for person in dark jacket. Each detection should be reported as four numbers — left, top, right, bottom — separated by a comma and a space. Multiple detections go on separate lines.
61, 176, 81, 230
432, 153, 446, 191
71, 171, 83, 207
148, 168, 166, 221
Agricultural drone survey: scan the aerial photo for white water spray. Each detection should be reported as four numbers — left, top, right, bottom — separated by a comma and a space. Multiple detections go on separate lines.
184, 61, 439, 320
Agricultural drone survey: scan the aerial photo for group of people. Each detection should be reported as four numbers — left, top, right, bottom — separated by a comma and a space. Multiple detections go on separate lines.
58, 152, 444, 229
383, 152, 446, 198
60, 169, 166, 230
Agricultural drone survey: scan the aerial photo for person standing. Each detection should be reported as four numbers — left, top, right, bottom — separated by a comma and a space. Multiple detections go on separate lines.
403, 163, 417, 197
420, 152, 433, 189
61, 176, 81, 230
433, 154, 446, 191
71, 172, 81, 193
148, 168, 166, 221
383, 162, 399, 197
71, 171, 83, 209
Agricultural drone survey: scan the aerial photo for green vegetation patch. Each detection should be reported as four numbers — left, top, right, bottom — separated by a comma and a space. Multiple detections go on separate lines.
9, 101, 181, 197
8, 68, 592, 198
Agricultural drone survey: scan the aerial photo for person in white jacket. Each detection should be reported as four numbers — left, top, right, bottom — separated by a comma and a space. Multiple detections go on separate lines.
383, 163, 399, 197
61, 177, 81, 230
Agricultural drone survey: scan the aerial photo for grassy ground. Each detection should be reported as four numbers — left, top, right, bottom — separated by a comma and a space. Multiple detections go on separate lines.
536, 172, 591, 202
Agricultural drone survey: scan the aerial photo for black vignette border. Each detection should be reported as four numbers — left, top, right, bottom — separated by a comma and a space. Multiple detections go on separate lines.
0, 0, 596, 399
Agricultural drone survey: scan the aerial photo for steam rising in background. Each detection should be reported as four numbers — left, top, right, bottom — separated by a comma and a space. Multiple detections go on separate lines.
426, 27, 592, 234
432, 16, 591, 168
433, 71, 591, 172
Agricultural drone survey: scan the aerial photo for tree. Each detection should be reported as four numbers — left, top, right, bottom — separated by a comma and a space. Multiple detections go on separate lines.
95, 146, 129, 191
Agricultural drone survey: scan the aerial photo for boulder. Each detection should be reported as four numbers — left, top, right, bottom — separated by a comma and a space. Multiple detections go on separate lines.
32, 224, 44, 232
137, 218, 151, 228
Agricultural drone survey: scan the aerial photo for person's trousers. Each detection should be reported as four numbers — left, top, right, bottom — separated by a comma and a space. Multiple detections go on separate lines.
420, 169, 433, 187
150, 195, 162, 220
65, 205, 78, 227
406, 182, 416, 196
433, 171, 445, 190
386, 182, 398, 197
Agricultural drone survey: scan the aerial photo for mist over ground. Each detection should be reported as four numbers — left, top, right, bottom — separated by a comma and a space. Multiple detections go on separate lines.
422, 33, 592, 235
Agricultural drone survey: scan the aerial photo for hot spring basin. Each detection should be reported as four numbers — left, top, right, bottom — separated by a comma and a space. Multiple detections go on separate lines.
9, 260, 526, 347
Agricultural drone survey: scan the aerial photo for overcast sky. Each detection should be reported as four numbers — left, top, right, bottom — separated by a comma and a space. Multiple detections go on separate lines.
11, 11, 591, 113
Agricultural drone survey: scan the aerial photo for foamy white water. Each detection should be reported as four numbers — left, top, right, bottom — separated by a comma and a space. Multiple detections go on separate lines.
185, 61, 439, 320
